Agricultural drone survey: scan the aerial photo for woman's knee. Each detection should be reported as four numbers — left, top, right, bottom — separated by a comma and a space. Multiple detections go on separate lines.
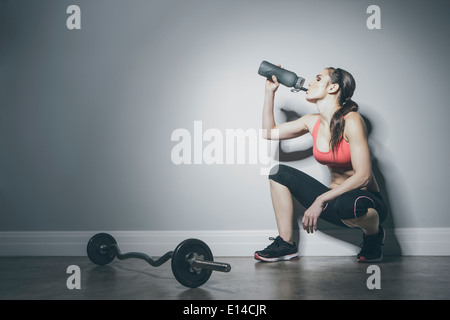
268, 164, 289, 179
268, 164, 292, 185
335, 193, 376, 220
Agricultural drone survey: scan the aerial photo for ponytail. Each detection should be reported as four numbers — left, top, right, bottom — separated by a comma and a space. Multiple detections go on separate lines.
327, 68, 358, 154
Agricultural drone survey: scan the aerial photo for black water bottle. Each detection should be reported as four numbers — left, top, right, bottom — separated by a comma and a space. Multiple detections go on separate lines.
258, 60, 307, 92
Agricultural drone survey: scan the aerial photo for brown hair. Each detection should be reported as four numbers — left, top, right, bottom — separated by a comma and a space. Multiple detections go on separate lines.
327, 67, 358, 153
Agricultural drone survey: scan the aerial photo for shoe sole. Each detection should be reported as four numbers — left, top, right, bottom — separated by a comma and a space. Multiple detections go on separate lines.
357, 254, 383, 263
254, 252, 299, 262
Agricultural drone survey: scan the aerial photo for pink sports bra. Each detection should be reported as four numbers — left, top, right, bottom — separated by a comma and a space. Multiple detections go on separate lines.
312, 116, 353, 169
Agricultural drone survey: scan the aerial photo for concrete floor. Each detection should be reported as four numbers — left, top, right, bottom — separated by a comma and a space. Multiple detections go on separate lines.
1, 256, 449, 300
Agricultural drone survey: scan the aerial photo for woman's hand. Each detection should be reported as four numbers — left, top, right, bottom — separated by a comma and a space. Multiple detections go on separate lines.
265, 75, 280, 93
302, 198, 325, 234
265, 64, 281, 94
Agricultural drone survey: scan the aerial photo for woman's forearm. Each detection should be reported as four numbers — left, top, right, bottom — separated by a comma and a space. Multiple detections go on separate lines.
262, 92, 277, 139
262, 92, 276, 129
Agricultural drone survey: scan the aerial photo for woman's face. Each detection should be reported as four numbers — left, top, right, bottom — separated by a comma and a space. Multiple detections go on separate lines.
305, 69, 335, 103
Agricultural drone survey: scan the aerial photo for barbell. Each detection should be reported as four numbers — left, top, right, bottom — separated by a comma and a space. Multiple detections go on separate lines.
86, 233, 231, 288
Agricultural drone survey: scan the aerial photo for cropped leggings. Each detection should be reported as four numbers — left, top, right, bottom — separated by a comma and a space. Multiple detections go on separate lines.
269, 164, 388, 228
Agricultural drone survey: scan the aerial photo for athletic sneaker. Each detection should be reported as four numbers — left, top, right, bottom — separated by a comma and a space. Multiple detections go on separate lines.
254, 236, 299, 262
357, 225, 385, 263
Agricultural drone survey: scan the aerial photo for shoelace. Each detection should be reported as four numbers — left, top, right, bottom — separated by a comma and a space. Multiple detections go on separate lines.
264, 237, 280, 250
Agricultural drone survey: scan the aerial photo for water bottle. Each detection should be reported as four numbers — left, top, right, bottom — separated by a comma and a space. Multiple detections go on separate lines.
258, 60, 307, 92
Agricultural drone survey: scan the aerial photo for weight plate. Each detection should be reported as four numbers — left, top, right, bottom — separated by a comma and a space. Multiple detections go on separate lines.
171, 238, 213, 288
86, 233, 117, 265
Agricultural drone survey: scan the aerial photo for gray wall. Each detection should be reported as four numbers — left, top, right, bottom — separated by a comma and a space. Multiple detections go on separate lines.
1, 0, 449, 232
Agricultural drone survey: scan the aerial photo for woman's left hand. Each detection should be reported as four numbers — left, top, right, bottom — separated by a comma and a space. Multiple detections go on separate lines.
302, 199, 325, 234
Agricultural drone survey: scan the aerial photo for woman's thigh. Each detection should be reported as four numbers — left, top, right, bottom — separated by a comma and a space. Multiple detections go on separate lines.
268, 164, 330, 209
333, 190, 388, 222
269, 165, 349, 227
268, 165, 389, 227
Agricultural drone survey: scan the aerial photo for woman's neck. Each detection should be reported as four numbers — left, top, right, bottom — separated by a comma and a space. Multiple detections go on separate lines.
316, 98, 340, 126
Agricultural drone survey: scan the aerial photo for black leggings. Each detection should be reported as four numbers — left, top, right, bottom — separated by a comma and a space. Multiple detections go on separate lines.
268, 164, 388, 228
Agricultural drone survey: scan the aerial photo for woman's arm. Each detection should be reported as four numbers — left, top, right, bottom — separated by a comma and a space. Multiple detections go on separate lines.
302, 112, 372, 232
262, 75, 312, 140
317, 113, 372, 204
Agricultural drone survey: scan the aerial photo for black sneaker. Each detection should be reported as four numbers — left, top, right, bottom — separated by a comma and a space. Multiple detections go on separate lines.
357, 226, 385, 263
254, 236, 299, 262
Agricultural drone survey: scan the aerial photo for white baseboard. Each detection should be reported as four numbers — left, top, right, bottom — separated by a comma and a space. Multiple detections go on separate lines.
1, 228, 450, 257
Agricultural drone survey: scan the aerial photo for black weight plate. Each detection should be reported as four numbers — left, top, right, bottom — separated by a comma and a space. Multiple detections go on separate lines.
171, 238, 213, 288
86, 233, 117, 265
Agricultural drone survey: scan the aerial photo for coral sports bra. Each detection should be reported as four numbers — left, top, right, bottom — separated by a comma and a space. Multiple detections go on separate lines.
312, 116, 353, 169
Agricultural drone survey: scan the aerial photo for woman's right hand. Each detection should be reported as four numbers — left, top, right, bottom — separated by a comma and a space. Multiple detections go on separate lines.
265, 64, 281, 94
265, 75, 280, 93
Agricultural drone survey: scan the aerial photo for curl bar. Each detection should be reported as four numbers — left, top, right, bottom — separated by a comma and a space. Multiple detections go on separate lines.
86, 233, 231, 288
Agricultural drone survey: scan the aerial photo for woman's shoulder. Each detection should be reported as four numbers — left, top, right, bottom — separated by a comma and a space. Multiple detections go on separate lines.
303, 113, 320, 128
298, 113, 320, 123
344, 111, 361, 121
305, 113, 321, 122
344, 111, 368, 137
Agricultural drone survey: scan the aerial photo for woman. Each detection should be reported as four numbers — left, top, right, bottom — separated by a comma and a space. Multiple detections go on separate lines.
254, 67, 388, 263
